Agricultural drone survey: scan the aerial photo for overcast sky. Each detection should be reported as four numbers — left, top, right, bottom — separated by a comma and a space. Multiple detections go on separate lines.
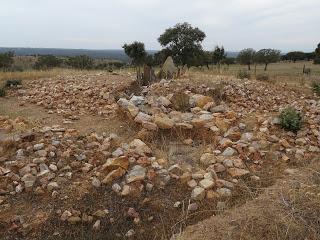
1, 0, 319, 52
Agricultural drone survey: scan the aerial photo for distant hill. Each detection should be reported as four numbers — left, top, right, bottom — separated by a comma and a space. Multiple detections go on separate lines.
0, 47, 238, 62
0, 47, 143, 62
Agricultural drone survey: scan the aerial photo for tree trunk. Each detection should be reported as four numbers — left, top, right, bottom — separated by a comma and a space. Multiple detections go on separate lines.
254, 64, 257, 76
248, 64, 251, 71
264, 63, 268, 71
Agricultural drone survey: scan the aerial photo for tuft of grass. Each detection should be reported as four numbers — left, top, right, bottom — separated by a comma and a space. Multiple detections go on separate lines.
0, 88, 6, 97
237, 69, 251, 80
256, 73, 269, 81
279, 107, 303, 132
312, 81, 320, 95
5, 79, 22, 87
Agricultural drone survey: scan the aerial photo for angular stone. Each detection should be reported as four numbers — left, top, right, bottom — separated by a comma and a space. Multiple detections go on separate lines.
192, 94, 214, 108
134, 112, 152, 124
101, 156, 129, 173
126, 165, 146, 183
157, 96, 171, 107
102, 167, 126, 184
142, 121, 158, 131
200, 153, 216, 166
199, 179, 215, 189
127, 105, 139, 117
154, 114, 174, 129
33, 143, 44, 151
36, 150, 47, 157
130, 96, 145, 106
191, 187, 205, 200
222, 147, 236, 156
92, 177, 101, 188
227, 168, 250, 178
187, 179, 198, 188
210, 105, 227, 113
129, 139, 152, 156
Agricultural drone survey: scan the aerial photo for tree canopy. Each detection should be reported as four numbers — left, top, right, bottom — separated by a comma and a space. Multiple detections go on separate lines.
316, 43, 320, 56
122, 41, 147, 66
255, 49, 281, 71
158, 22, 206, 66
315, 43, 320, 64
237, 48, 256, 70
283, 51, 306, 62
212, 46, 226, 65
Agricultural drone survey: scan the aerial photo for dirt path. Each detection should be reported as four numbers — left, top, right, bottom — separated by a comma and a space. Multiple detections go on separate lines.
0, 97, 136, 140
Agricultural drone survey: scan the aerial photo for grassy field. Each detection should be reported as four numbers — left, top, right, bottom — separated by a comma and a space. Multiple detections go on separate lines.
0, 61, 319, 89
0, 69, 102, 88
191, 60, 320, 85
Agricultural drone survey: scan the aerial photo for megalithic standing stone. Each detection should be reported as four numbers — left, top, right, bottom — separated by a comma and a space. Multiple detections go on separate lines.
162, 56, 177, 79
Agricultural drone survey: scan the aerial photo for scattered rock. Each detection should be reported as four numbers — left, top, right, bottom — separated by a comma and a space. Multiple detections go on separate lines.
191, 187, 205, 200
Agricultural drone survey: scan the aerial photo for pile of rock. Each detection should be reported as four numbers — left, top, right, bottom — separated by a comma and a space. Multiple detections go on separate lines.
117, 92, 231, 135
11, 73, 135, 120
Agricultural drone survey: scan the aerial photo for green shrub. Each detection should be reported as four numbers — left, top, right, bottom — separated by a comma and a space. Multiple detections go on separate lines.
314, 57, 320, 64
67, 55, 94, 70
312, 81, 320, 95
0, 88, 6, 97
5, 79, 22, 88
34, 55, 62, 69
237, 69, 251, 79
256, 73, 269, 81
279, 107, 303, 132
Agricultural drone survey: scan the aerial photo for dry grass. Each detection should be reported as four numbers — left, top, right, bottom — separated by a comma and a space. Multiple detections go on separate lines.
189, 61, 320, 86
177, 158, 320, 240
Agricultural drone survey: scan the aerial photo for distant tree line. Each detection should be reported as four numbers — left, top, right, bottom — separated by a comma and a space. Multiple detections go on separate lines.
123, 22, 320, 80
281, 51, 316, 62
0, 52, 126, 71
0, 32, 319, 73
237, 48, 281, 71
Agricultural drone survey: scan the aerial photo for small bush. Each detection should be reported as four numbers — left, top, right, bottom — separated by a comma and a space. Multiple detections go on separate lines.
33, 55, 62, 70
256, 73, 269, 81
0, 88, 6, 97
5, 79, 22, 88
312, 81, 320, 95
237, 70, 251, 79
279, 107, 303, 132
314, 57, 320, 64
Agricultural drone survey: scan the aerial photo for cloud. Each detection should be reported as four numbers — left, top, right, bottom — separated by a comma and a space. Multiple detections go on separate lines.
0, 0, 319, 51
